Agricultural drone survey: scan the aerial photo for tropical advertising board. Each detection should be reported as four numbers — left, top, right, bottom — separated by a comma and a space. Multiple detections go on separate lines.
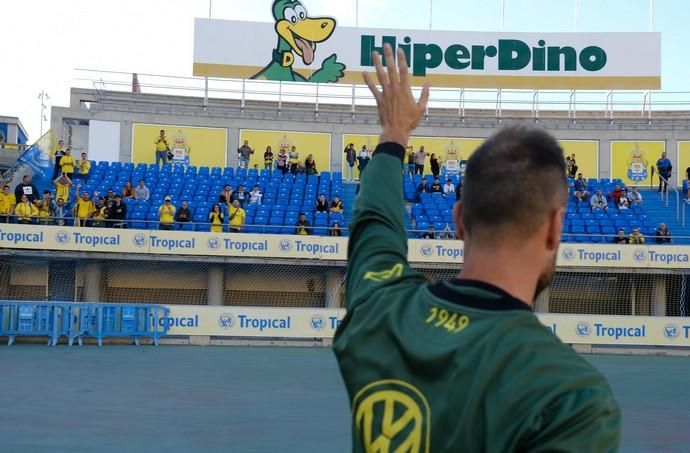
193, 8, 660, 89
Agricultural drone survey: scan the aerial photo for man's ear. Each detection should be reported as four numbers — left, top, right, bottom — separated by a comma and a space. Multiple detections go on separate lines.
546, 206, 565, 252
453, 201, 465, 241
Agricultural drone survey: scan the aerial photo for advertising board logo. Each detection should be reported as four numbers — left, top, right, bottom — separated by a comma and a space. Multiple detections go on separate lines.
279, 239, 292, 252
633, 249, 647, 263
575, 321, 592, 337
55, 230, 71, 244
353, 380, 430, 453
310, 315, 325, 332
207, 236, 220, 250
663, 323, 679, 340
561, 247, 576, 261
218, 313, 235, 329
419, 243, 434, 258
132, 233, 147, 248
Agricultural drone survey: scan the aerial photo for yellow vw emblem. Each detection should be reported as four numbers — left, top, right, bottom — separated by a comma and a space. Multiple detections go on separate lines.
353, 380, 430, 453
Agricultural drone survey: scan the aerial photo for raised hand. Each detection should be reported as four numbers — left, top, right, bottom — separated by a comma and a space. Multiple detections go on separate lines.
362, 44, 430, 148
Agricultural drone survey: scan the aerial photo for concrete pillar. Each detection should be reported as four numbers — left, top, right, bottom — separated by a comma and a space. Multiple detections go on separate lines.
534, 287, 550, 313
331, 132, 343, 173
207, 265, 224, 306
652, 276, 667, 316
227, 127, 240, 168
599, 138, 611, 180
83, 261, 101, 302
325, 270, 343, 308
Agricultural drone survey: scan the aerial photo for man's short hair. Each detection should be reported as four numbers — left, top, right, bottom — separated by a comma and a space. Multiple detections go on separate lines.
43, 190, 51, 194
462, 126, 567, 236
57, 198, 64, 202
3, 185, 9, 189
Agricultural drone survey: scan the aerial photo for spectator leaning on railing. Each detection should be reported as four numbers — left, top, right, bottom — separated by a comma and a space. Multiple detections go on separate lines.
228, 199, 245, 233
0, 185, 15, 223
158, 197, 176, 230
73, 187, 95, 227
15, 194, 37, 224
92, 197, 108, 228
656, 223, 671, 244
330, 221, 342, 237
630, 227, 645, 244
55, 198, 68, 226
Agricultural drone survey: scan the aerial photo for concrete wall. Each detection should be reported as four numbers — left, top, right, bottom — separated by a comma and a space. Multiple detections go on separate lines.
50, 88, 690, 183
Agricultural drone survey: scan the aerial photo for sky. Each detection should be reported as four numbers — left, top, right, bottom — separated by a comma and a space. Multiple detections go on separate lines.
3, 0, 689, 141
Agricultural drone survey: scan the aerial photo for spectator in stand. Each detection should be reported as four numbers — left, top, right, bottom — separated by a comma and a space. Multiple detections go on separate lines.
609, 184, 624, 204
443, 224, 455, 240
232, 184, 248, 207
417, 177, 430, 195
135, 179, 150, 201
72, 186, 95, 227
59, 148, 76, 180
590, 189, 608, 212
36, 191, 56, 225
0, 185, 15, 223
158, 196, 176, 230
108, 195, 127, 228
264, 146, 274, 171
443, 178, 455, 196
219, 185, 234, 204
330, 195, 343, 213
154, 129, 170, 168
288, 146, 300, 173
228, 199, 246, 233
627, 186, 643, 205
656, 152, 672, 193
104, 188, 116, 203
91, 197, 108, 228
414, 145, 428, 175
277, 149, 288, 175
316, 194, 329, 213
238, 140, 254, 169
629, 227, 645, 244
344, 143, 357, 181
305, 154, 318, 176
249, 185, 263, 206
613, 229, 628, 244
422, 224, 436, 239
295, 212, 312, 235
357, 146, 370, 176
455, 179, 462, 201
15, 194, 37, 224
294, 162, 306, 175
617, 193, 630, 211
77, 153, 91, 183
122, 181, 136, 199
330, 221, 342, 237
406, 146, 415, 177
567, 154, 578, 178
430, 153, 441, 179
53, 140, 66, 180
656, 223, 671, 244
14, 174, 38, 203
54, 198, 68, 226
53, 174, 72, 207
174, 201, 191, 229
208, 204, 224, 233
431, 178, 443, 193
574, 173, 590, 201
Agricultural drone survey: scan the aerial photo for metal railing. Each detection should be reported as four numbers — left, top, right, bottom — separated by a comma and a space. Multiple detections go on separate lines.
653, 166, 683, 226
73, 68, 690, 121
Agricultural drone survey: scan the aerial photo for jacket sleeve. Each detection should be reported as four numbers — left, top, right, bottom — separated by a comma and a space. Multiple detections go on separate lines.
345, 142, 425, 310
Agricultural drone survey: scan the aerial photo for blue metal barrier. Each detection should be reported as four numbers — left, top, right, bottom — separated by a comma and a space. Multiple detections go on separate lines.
0, 301, 170, 346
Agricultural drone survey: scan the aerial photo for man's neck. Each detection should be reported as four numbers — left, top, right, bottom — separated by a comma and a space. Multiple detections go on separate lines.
458, 243, 541, 306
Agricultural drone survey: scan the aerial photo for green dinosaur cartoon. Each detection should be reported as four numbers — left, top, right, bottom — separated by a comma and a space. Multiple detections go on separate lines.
252, 0, 346, 83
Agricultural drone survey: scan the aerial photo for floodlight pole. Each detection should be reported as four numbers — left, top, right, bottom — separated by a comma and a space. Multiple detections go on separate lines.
429, 0, 433, 29
649, 0, 653, 31
356, 0, 359, 27
574, 0, 579, 31
38, 90, 49, 137
501, 0, 506, 31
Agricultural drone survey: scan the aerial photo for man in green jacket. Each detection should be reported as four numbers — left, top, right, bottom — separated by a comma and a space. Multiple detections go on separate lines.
333, 44, 620, 453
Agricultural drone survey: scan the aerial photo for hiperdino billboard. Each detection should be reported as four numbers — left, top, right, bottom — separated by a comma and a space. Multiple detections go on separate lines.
193, 6, 660, 89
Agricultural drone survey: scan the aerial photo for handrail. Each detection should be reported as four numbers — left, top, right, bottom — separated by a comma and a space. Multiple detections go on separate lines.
653, 166, 681, 222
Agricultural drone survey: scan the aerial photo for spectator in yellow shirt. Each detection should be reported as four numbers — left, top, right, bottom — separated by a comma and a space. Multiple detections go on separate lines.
630, 227, 645, 245
209, 203, 224, 233
154, 129, 170, 168
228, 199, 246, 233
78, 153, 91, 183
36, 191, 57, 225
15, 195, 38, 224
0, 185, 16, 223
60, 147, 76, 179
53, 174, 72, 206
91, 197, 108, 228
295, 213, 312, 235
330, 196, 343, 213
158, 196, 176, 230
72, 188, 96, 227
